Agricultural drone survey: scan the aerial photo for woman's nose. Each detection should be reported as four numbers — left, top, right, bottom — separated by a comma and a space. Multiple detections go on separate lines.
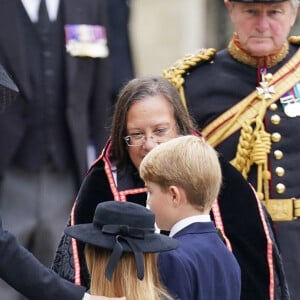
142, 135, 158, 151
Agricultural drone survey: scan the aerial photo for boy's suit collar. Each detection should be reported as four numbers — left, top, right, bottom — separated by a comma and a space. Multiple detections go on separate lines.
170, 217, 213, 237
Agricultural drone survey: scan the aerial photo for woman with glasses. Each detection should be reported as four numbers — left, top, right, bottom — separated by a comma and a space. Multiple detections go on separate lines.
53, 76, 287, 300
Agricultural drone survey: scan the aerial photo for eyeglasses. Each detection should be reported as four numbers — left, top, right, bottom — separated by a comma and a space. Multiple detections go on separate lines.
124, 126, 176, 147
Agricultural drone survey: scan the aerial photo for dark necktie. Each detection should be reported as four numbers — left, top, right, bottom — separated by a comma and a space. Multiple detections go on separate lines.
36, 0, 50, 36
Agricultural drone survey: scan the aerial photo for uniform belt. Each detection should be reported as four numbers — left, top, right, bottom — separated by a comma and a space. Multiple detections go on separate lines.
263, 198, 300, 221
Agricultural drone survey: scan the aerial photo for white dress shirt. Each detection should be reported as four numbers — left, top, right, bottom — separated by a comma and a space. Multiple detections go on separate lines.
21, 0, 60, 22
169, 214, 211, 237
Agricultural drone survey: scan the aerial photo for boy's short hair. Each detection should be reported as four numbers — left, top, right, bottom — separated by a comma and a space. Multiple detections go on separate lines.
140, 135, 222, 211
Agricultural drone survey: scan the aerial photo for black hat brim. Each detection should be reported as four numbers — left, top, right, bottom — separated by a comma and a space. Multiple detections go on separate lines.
65, 224, 179, 253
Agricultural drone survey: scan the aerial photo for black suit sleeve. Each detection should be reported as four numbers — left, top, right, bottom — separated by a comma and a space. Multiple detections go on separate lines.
0, 217, 86, 300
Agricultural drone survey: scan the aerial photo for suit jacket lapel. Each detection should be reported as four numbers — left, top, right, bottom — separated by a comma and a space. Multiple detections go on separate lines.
0, 0, 33, 100
173, 222, 216, 238
61, 0, 95, 107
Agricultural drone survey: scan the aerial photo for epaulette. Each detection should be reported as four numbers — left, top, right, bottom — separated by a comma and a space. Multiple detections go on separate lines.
162, 48, 216, 111
289, 35, 300, 45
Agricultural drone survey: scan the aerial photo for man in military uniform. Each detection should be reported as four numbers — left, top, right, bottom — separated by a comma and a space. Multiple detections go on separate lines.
163, 0, 300, 299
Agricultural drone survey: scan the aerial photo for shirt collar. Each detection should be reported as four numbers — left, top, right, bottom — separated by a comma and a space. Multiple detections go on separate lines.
170, 214, 211, 237
21, 0, 60, 22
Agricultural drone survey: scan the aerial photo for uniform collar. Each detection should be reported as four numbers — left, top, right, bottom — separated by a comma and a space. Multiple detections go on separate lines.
228, 33, 289, 68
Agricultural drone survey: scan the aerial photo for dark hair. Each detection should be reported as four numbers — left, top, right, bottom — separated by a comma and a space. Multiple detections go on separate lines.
109, 76, 197, 170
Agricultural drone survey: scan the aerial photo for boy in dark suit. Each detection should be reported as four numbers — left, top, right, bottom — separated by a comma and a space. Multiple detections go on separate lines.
140, 135, 241, 300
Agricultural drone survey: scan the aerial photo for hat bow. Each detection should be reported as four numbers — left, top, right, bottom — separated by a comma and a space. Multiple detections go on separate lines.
102, 224, 155, 281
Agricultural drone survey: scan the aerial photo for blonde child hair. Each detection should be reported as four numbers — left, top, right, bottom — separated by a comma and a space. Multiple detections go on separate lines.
85, 246, 172, 300
139, 135, 222, 212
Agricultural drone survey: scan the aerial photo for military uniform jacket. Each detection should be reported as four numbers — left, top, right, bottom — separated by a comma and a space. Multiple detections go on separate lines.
183, 44, 300, 199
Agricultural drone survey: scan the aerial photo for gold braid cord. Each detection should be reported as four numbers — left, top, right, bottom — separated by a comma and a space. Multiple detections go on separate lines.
230, 77, 272, 201
236, 37, 299, 199
162, 47, 271, 200
231, 118, 271, 200
162, 48, 217, 111
201, 46, 300, 201
289, 36, 300, 44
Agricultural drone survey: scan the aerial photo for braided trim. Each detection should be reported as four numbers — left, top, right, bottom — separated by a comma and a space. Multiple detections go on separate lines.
70, 201, 81, 285
231, 93, 272, 200
231, 119, 254, 179
288, 35, 300, 45
162, 48, 217, 111
211, 199, 232, 252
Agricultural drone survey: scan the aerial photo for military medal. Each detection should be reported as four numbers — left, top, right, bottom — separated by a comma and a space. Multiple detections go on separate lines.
280, 83, 300, 117
256, 69, 275, 100
65, 24, 109, 58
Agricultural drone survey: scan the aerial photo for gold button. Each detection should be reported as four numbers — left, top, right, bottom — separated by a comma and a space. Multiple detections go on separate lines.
270, 114, 281, 125
271, 132, 281, 143
274, 150, 283, 160
275, 167, 285, 177
276, 183, 286, 194
269, 103, 278, 111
